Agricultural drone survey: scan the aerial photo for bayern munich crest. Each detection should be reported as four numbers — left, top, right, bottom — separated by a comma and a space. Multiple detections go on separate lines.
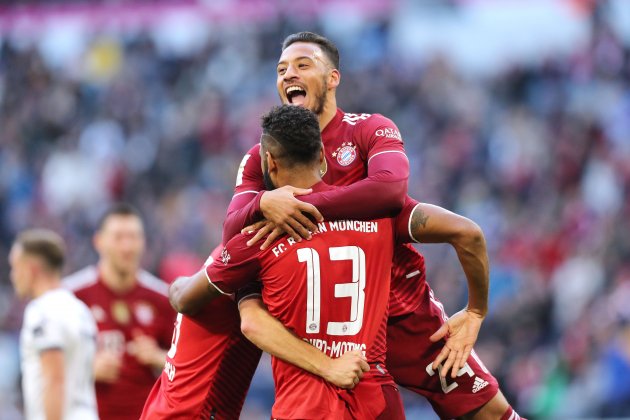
333, 142, 357, 166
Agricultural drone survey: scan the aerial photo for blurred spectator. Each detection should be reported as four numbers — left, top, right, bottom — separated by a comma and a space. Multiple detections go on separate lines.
63, 204, 174, 420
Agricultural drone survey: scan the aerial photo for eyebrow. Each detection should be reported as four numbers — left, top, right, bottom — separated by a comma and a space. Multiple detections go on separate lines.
277, 56, 316, 66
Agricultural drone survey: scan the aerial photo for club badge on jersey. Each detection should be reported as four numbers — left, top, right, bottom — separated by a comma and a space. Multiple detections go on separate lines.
333, 142, 357, 166
112, 300, 131, 325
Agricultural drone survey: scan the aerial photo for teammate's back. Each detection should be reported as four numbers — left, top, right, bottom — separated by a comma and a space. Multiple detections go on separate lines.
259, 216, 397, 419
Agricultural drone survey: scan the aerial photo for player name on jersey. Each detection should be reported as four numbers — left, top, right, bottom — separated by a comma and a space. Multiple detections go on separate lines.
306, 338, 367, 358
271, 220, 379, 258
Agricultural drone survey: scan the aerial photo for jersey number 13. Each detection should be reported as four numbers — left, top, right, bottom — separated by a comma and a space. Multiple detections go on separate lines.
298, 246, 366, 336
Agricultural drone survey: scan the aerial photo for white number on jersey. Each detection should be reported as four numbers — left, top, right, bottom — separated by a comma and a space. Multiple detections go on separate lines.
235, 154, 251, 186
425, 361, 474, 394
297, 246, 366, 336
167, 313, 183, 359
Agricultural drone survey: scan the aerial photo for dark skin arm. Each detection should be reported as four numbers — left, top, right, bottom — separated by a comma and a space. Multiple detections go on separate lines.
168, 269, 223, 315
408, 203, 489, 379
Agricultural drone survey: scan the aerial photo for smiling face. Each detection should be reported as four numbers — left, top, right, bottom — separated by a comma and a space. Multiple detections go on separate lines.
94, 214, 145, 278
276, 42, 339, 115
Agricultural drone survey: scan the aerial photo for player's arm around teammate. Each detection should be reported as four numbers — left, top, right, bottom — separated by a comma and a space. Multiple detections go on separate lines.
168, 270, 369, 389
239, 297, 369, 389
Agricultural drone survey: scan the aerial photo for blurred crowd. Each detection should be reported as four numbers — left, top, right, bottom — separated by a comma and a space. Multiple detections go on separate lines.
1, 2, 630, 418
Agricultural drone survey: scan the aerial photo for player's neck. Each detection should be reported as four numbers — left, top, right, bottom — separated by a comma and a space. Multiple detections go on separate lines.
98, 261, 137, 294
31, 276, 60, 299
318, 96, 337, 132
279, 168, 322, 190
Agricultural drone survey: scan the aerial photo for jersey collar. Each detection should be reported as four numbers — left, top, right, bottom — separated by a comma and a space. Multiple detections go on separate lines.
321, 108, 344, 141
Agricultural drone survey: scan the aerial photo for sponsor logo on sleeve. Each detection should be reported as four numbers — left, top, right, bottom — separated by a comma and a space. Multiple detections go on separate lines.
341, 113, 370, 126
374, 127, 402, 141
221, 248, 231, 265
332, 142, 357, 166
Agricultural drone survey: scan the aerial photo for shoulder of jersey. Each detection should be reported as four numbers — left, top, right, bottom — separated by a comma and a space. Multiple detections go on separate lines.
247, 142, 261, 154
341, 112, 373, 127
63, 265, 99, 291
28, 289, 75, 319
137, 270, 169, 297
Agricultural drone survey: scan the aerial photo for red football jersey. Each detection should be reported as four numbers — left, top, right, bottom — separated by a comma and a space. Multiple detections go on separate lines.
207, 182, 415, 419
140, 249, 261, 419
232, 109, 425, 316
64, 267, 174, 420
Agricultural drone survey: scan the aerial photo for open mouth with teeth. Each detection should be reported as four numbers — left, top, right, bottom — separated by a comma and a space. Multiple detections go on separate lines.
286, 85, 307, 106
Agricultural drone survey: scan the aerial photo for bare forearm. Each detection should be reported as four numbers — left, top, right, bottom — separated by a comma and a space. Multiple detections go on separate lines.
43, 382, 64, 420
240, 300, 331, 377
41, 350, 65, 420
452, 227, 489, 316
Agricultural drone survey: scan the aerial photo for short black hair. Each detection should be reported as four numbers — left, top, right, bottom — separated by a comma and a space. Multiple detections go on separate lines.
261, 105, 322, 167
15, 229, 65, 273
97, 202, 142, 231
282, 32, 340, 70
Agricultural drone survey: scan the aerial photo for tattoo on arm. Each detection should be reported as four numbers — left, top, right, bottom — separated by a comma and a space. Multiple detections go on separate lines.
412, 208, 429, 231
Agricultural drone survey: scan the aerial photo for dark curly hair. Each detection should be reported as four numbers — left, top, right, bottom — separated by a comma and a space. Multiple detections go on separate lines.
282, 32, 340, 70
261, 105, 322, 167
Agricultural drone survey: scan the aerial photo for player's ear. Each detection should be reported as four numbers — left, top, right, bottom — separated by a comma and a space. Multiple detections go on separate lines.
266, 151, 279, 175
328, 69, 340, 90
27, 256, 41, 284
318, 145, 325, 166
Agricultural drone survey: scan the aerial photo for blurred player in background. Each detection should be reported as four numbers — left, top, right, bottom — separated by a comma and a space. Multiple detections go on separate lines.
229, 32, 523, 420
64, 203, 174, 420
9, 229, 98, 420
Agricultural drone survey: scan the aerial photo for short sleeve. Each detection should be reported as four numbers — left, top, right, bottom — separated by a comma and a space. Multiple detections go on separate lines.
356, 114, 406, 163
234, 144, 265, 196
394, 196, 421, 244
27, 310, 65, 352
205, 234, 262, 295
235, 282, 263, 306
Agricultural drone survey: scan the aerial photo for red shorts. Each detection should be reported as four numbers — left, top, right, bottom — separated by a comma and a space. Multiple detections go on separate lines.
386, 288, 499, 419
340, 380, 405, 420
272, 378, 404, 420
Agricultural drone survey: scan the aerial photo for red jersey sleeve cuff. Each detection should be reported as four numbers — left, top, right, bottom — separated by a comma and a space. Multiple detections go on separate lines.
407, 202, 422, 243
251, 191, 264, 219
204, 268, 231, 296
